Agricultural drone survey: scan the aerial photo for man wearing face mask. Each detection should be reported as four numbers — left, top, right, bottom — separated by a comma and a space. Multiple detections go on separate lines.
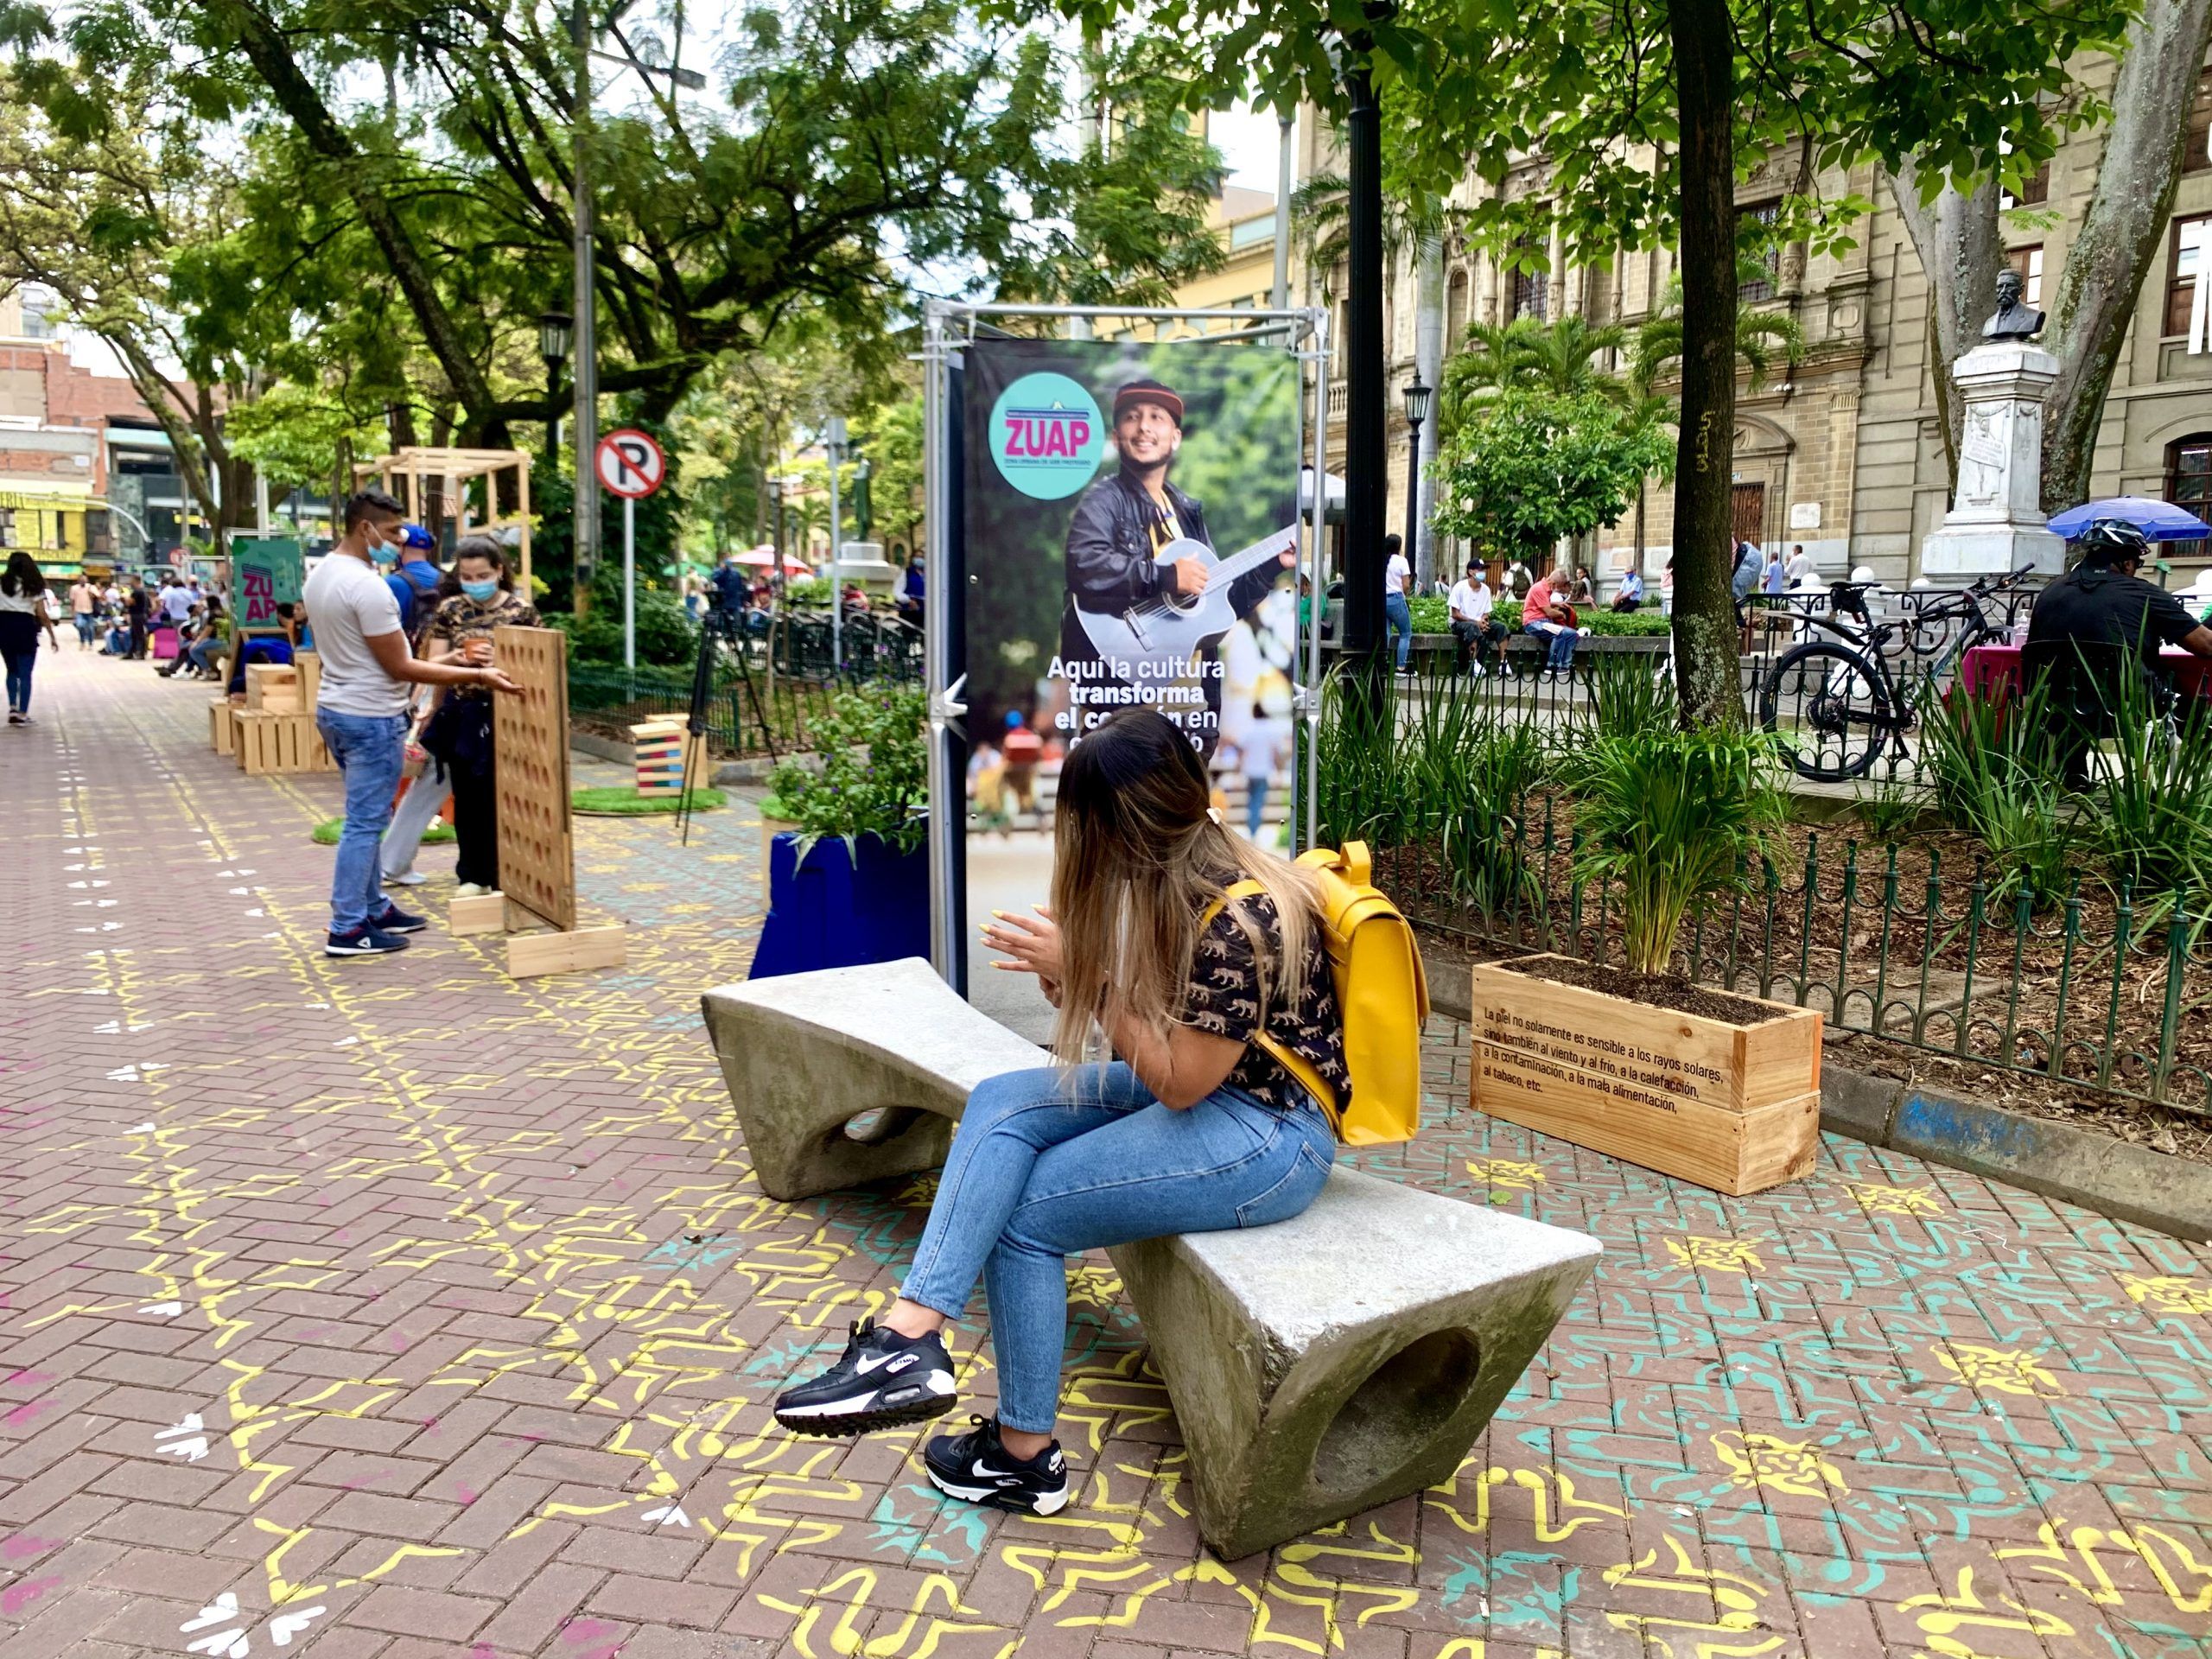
303, 489, 520, 958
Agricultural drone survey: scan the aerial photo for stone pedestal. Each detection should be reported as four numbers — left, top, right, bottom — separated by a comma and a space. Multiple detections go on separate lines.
1920, 341, 2065, 578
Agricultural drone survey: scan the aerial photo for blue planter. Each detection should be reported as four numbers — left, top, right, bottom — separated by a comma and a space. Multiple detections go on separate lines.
748, 830, 931, 980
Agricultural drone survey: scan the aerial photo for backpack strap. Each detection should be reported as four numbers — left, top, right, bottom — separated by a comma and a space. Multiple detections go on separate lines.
1197, 880, 1344, 1128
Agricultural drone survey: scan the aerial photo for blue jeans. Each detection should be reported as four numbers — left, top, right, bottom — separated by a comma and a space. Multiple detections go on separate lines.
1524, 620, 1577, 671
73, 614, 97, 646
902, 1063, 1335, 1434
3, 652, 30, 715
1385, 591, 1413, 670
315, 709, 408, 933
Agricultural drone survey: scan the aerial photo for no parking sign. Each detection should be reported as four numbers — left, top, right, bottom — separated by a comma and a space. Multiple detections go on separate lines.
594, 429, 665, 499
594, 429, 664, 670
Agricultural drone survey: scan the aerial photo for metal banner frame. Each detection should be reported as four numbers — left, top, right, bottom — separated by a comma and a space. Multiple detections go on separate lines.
919, 300, 1332, 988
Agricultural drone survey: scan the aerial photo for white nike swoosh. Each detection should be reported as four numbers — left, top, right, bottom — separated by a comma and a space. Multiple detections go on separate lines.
971, 1460, 1027, 1479
852, 1351, 902, 1374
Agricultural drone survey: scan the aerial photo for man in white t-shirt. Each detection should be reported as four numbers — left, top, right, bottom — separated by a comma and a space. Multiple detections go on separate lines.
1447, 559, 1507, 677
1383, 533, 1414, 674
303, 487, 518, 958
160, 575, 195, 628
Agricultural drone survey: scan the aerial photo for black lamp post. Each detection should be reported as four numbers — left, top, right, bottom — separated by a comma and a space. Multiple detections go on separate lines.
1402, 376, 1432, 572
537, 311, 573, 470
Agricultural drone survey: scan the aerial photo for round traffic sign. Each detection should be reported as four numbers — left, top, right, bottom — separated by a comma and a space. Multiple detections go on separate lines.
595, 429, 666, 499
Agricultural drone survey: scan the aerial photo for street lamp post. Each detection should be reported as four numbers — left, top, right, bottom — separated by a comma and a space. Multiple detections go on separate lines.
1402, 377, 1431, 572
537, 312, 572, 473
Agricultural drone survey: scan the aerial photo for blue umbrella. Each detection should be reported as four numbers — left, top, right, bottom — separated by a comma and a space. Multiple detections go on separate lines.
2046, 496, 2212, 542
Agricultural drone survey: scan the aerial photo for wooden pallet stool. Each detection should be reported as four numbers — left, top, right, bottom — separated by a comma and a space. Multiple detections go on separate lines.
245, 663, 301, 713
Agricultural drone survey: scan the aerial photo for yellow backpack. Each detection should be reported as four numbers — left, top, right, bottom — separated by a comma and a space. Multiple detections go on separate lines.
1206, 841, 1428, 1145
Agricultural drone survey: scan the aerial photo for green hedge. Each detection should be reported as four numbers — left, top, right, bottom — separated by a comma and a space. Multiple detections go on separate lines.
1406, 593, 1668, 636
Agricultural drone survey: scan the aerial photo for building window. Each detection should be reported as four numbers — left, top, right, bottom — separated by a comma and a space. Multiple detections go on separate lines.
2189, 69, 2212, 174
2000, 163, 2050, 209
2005, 245, 2044, 308
1738, 200, 1783, 302
2168, 435, 2212, 537
2167, 215, 2211, 337
1446, 268, 1470, 347
1510, 246, 1548, 323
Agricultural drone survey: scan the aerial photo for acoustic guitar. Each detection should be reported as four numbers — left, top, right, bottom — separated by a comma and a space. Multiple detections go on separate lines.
1075, 526, 1299, 677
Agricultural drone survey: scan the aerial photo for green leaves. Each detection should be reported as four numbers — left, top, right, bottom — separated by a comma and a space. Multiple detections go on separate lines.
770, 683, 931, 860
1560, 727, 1788, 976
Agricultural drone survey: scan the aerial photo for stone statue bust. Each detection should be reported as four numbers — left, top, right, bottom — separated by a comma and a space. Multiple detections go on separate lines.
1982, 268, 2044, 340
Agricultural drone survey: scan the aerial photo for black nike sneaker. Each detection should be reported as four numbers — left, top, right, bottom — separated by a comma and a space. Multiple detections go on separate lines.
923, 1415, 1071, 1515
772, 1317, 957, 1437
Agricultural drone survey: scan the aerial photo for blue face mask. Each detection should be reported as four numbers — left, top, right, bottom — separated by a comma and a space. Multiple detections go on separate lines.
367, 531, 402, 567
461, 579, 499, 603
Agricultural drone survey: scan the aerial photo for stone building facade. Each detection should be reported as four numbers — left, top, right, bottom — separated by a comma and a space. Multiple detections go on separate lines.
1295, 58, 2212, 591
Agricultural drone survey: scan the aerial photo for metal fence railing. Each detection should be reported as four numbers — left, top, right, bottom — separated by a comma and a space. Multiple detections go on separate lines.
567, 609, 924, 760
1378, 812, 2209, 1116
1306, 645, 2209, 1117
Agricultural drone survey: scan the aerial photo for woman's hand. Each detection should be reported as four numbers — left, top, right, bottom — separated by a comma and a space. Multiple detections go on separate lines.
982, 906, 1063, 1003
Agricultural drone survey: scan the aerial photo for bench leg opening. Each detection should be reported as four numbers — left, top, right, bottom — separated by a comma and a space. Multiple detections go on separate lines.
1309, 1327, 1484, 1498
836, 1106, 931, 1147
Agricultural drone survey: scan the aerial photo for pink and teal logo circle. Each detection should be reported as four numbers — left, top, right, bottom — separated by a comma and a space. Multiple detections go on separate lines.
989, 372, 1104, 499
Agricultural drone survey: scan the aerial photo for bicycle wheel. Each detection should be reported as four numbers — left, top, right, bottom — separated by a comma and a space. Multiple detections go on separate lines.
1758, 641, 1897, 781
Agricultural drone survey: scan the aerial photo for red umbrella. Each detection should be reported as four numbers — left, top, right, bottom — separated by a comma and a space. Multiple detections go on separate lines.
732, 547, 812, 575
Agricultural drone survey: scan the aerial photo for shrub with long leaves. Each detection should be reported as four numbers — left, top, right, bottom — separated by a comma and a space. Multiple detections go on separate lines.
1918, 674, 2081, 908
2094, 668, 2212, 917
1560, 727, 1788, 976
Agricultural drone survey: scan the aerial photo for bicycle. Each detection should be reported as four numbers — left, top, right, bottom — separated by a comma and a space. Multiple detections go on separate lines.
1898, 565, 2038, 686
1758, 567, 2041, 781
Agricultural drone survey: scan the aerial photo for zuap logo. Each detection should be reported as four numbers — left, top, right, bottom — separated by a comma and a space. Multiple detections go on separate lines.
989, 372, 1105, 500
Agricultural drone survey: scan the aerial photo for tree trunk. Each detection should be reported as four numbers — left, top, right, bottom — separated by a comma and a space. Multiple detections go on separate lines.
1888, 164, 2002, 489
2041, 0, 2212, 510
1667, 0, 1743, 727
1413, 234, 1446, 592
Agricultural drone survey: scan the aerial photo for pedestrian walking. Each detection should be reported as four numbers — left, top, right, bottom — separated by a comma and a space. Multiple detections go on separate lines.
304, 489, 518, 958
1, 552, 59, 724
772, 708, 1342, 1519
68, 575, 97, 649
419, 537, 537, 898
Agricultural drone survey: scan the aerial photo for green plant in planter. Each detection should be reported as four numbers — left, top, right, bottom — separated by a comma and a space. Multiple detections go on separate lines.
1562, 727, 1787, 976
767, 683, 927, 862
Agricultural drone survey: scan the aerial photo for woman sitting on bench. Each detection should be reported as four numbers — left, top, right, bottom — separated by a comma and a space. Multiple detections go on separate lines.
773, 707, 1345, 1516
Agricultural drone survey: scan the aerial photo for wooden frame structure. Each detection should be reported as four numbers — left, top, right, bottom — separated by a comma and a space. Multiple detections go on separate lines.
448, 624, 626, 978
352, 447, 533, 586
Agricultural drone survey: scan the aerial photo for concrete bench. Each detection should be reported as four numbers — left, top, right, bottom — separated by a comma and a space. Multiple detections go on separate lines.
700, 957, 1602, 1559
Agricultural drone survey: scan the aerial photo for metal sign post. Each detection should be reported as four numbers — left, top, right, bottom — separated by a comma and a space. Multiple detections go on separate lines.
594, 427, 665, 671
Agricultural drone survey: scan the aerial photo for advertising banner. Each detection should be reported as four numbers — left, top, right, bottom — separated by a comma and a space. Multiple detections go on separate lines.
958, 334, 1304, 1038
232, 537, 305, 630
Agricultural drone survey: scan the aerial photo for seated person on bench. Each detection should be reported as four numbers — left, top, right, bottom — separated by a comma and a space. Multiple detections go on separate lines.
772, 707, 1345, 1516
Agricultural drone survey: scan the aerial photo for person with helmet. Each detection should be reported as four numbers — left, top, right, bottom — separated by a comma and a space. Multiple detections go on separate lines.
2024, 518, 2212, 785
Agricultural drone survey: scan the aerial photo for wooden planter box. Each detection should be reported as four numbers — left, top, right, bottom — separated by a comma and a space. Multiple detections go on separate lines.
210, 699, 236, 755
1469, 954, 1822, 1195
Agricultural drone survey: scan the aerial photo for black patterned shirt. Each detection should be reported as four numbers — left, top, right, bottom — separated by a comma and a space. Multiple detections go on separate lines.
1180, 889, 1351, 1112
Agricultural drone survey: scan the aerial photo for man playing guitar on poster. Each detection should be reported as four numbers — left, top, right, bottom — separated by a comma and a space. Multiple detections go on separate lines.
1059, 377, 1294, 756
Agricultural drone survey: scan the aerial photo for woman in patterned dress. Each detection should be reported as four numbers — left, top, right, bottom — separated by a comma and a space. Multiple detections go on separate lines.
772, 708, 1346, 1517
420, 537, 538, 896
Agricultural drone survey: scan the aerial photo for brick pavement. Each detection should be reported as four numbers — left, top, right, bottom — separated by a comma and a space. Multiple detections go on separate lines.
3, 646, 2210, 1659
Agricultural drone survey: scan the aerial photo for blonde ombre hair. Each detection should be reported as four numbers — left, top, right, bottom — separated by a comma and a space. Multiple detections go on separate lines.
1048, 708, 1323, 1069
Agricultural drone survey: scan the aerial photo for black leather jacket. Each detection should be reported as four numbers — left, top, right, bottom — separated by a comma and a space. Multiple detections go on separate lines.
1063, 470, 1212, 613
